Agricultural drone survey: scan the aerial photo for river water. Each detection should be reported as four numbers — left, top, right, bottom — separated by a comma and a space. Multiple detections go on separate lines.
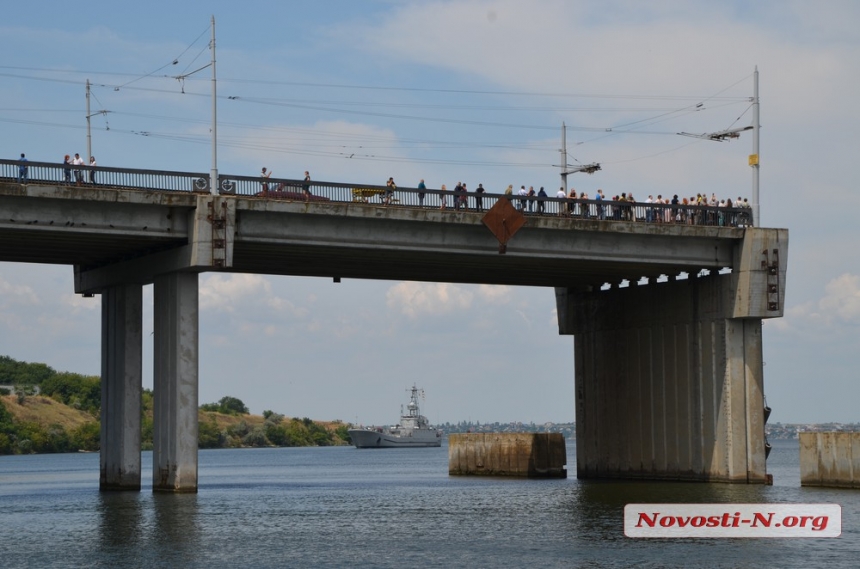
0, 439, 857, 568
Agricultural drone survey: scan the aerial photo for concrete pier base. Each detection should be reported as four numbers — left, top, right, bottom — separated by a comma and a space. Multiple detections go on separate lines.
99, 284, 143, 491
152, 272, 199, 493
448, 433, 567, 478
557, 272, 769, 483
800, 432, 860, 489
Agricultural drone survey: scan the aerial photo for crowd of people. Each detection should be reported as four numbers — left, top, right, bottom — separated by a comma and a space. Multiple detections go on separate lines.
15, 152, 98, 186
61, 153, 97, 185
548, 188, 753, 226
255, 168, 752, 227
402, 179, 754, 227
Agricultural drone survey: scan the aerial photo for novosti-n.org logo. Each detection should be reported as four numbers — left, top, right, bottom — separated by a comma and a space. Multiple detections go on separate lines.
624, 504, 841, 538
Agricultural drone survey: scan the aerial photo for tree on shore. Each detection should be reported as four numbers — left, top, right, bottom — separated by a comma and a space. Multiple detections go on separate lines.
200, 396, 249, 415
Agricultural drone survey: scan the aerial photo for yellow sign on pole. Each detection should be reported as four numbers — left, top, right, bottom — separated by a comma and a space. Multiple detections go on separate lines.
748, 154, 759, 166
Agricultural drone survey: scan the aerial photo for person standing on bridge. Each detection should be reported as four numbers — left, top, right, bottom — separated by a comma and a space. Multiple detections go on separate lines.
17, 153, 28, 184
517, 185, 527, 211
453, 182, 463, 211
260, 167, 271, 194
384, 177, 396, 206
302, 171, 312, 200
89, 156, 97, 185
62, 155, 71, 184
72, 153, 85, 186
439, 184, 447, 209
475, 183, 485, 213
596, 189, 605, 220
537, 186, 547, 215
417, 179, 426, 208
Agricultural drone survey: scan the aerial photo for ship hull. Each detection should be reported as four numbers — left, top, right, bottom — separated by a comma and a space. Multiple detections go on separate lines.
348, 428, 442, 448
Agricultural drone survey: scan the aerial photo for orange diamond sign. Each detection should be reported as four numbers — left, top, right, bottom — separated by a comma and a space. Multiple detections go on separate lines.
482, 198, 525, 253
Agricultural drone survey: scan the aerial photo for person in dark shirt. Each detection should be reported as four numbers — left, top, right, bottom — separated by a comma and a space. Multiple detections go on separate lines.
537, 186, 547, 215
475, 183, 485, 213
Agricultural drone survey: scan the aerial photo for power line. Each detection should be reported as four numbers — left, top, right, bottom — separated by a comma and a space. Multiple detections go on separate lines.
0, 65, 752, 102
0, 64, 756, 171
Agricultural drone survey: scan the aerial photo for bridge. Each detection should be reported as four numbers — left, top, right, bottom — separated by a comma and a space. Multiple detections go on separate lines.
0, 158, 787, 491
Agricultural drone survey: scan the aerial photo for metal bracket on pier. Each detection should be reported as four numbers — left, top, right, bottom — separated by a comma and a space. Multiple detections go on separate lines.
208, 200, 228, 268
762, 248, 780, 311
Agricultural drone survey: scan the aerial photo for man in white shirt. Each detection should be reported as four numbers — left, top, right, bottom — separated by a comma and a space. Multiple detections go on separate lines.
556, 187, 566, 216
72, 153, 85, 185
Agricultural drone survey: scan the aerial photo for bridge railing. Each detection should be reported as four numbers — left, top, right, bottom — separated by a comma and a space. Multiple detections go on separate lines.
1, 158, 752, 227
1, 158, 208, 193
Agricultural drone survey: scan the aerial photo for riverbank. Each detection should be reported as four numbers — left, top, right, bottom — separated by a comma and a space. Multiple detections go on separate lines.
0, 393, 351, 454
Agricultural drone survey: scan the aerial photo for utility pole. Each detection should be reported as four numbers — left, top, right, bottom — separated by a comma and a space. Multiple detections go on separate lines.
560, 122, 567, 192
86, 79, 92, 161
751, 66, 760, 227
557, 123, 601, 187
85, 80, 110, 162
210, 14, 218, 195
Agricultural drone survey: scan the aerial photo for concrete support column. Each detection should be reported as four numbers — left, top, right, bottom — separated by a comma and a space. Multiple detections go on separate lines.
100, 283, 143, 491
152, 272, 199, 493
556, 273, 768, 483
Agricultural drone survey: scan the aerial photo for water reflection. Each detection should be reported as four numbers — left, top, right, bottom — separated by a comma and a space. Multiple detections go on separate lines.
97, 491, 201, 567
98, 492, 144, 549
150, 493, 201, 566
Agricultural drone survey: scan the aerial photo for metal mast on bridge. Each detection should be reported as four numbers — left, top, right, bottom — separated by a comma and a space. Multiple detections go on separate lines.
558, 123, 601, 192
210, 15, 218, 195
751, 66, 760, 227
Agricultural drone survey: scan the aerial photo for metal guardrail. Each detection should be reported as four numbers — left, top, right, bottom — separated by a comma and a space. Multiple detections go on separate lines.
1, 158, 207, 193
1, 158, 752, 227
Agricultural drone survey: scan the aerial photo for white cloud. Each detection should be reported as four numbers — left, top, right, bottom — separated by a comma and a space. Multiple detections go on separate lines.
200, 273, 302, 314
0, 276, 40, 306
0, 277, 40, 330
61, 293, 100, 314
819, 273, 860, 325
198, 274, 311, 341
771, 273, 860, 332
477, 284, 512, 303
386, 282, 474, 318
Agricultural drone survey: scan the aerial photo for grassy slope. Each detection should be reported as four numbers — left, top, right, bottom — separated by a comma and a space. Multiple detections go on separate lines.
2, 394, 346, 437
2, 394, 96, 428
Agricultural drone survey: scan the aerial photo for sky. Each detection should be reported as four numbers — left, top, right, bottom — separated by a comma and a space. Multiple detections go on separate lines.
1, 1, 859, 426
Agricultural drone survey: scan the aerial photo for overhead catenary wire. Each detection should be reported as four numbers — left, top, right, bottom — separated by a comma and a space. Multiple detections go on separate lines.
111, 23, 211, 92
0, 63, 756, 172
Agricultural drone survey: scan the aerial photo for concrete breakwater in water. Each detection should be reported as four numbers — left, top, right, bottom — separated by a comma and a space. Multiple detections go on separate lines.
448, 432, 567, 478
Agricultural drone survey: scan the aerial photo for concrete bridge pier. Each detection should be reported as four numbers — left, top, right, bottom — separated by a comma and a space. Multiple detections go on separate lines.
556, 228, 786, 484
100, 283, 143, 491
152, 272, 199, 493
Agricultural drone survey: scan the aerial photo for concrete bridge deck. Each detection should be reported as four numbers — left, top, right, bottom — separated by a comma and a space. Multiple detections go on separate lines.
1, 181, 743, 291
